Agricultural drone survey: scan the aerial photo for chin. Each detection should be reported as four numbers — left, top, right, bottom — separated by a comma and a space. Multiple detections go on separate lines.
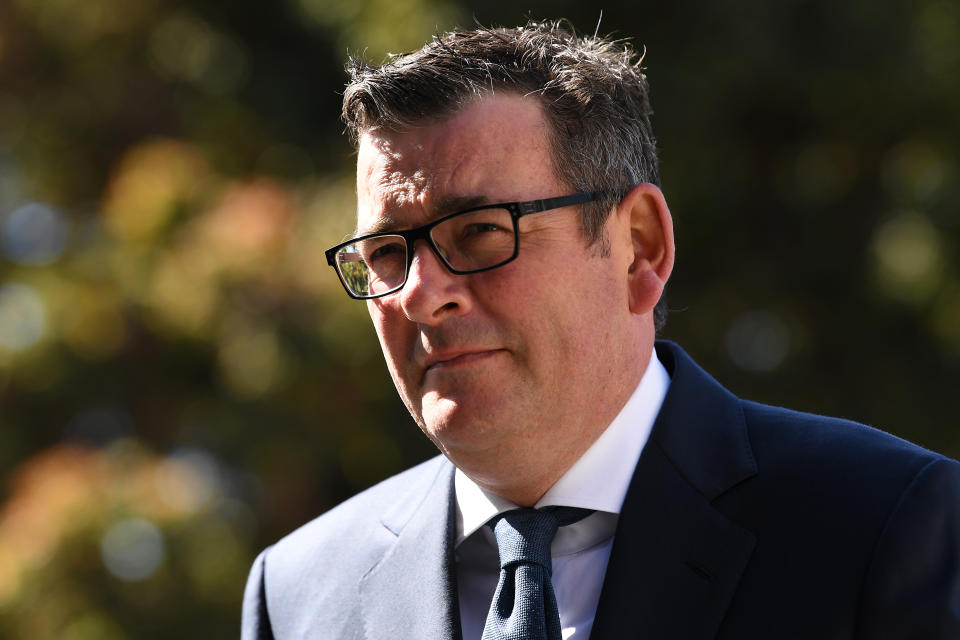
420, 396, 499, 450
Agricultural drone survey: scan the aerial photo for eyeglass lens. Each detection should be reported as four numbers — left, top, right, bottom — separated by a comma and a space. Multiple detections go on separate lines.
335, 207, 515, 297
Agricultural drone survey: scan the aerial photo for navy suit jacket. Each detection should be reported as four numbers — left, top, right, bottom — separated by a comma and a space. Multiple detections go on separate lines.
242, 341, 960, 638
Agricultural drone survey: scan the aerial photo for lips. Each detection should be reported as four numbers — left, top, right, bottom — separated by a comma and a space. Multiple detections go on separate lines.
423, 348, 504, 372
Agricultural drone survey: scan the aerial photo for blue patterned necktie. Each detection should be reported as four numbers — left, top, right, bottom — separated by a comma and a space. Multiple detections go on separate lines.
481, 506, 594, 640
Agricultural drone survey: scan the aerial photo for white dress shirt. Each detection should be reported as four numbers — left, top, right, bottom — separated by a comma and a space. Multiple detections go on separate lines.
454, 349, 671, 639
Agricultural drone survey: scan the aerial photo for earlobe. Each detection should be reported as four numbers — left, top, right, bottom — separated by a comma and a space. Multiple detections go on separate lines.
618, 183, 675, 315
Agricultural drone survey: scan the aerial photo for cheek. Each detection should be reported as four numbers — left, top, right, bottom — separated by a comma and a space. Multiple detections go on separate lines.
369, 305, 411, 378
484, 275, 581, 367
529, 263, 624, 359
372, 317, 426, 422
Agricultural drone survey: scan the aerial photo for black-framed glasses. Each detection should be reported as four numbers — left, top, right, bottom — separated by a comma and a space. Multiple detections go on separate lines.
325, 192, 601, 299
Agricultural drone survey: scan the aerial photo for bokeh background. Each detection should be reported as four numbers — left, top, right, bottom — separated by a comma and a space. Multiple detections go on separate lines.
1, 0, 958, 637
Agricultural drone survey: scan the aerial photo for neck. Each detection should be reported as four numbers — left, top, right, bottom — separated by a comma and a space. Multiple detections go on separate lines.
455, 337, 654, 507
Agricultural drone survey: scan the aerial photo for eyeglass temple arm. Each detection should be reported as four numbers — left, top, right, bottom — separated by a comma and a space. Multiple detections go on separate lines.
517, 191, 627, 216
517, 192, 593, 215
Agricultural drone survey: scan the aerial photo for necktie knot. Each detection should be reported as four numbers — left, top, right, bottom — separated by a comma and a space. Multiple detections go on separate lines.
490, 508, 560, 572
481, 506, 594, 640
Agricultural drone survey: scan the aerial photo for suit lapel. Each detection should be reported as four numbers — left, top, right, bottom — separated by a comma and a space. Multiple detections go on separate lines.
359, 459, 461, 640
591, 342, 759, 639
591, 441, 756, 639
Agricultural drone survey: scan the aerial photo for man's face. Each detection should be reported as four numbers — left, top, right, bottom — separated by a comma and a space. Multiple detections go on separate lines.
356, 94, 642, 500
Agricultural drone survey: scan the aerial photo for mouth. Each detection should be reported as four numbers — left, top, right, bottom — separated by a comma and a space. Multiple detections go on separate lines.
425, 349, 505, 372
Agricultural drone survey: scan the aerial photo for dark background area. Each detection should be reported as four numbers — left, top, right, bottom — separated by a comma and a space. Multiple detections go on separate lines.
0, 0, 957, 636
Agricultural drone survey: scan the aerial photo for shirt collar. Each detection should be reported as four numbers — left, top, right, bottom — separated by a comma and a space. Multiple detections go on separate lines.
454, 348, 670, 545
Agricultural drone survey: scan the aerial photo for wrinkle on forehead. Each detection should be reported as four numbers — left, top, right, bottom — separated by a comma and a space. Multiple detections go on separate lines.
358, 134, 480, 226
356, 94, 558, 233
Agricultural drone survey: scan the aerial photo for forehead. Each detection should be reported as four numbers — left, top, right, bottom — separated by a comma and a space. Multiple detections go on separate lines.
355, 94, 559, 232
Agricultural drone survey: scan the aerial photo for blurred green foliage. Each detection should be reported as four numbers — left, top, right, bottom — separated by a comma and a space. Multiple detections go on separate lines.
0, 0, 958, 636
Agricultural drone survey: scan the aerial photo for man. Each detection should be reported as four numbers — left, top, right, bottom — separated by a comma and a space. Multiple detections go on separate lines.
243, 21, 960, 639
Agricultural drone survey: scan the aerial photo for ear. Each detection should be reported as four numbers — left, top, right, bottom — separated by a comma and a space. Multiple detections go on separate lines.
614, 183, 675, 315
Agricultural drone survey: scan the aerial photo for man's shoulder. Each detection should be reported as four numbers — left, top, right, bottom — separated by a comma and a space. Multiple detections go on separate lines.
730, 397, 960, 537
271, 453, 451, 559
657, 339, 953, 480
740, 398, 950, 474
260, 454, 449, 580
250, 455, 452, 635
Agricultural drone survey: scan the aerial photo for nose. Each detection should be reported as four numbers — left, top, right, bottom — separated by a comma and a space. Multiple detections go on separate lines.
397, 239, 472, 324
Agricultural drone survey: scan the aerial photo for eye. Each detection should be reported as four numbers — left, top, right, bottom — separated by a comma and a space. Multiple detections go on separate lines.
369, 242, 404, 260
462, 221, 508, 236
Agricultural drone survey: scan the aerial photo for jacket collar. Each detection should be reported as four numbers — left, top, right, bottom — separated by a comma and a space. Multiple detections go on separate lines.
591, 341, 758, 639
652, 340, 758, 499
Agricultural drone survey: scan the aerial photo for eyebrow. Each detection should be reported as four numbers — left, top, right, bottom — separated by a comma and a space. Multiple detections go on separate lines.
355, 193, 493, 236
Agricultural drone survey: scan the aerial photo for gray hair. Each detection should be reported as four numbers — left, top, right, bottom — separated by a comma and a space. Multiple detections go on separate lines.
342, 20, 667, 329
